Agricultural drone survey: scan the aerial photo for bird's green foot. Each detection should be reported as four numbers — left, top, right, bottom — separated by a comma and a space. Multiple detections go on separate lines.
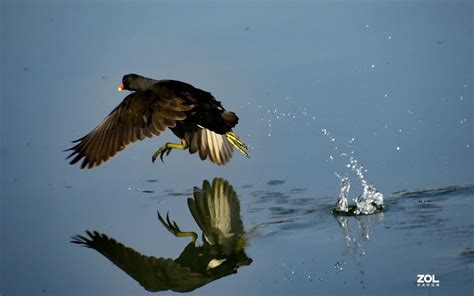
152, 145, 172, 163
158, 211, 197, 244
152, 139, 188, 163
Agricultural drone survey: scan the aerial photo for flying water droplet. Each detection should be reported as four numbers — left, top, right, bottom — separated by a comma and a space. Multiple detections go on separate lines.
335, 174, 350, 213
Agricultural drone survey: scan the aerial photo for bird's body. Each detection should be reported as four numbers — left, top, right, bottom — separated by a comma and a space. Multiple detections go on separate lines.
67, 74, 248, 168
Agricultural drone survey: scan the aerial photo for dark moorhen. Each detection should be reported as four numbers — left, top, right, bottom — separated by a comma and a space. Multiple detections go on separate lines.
66, 74, 248, 169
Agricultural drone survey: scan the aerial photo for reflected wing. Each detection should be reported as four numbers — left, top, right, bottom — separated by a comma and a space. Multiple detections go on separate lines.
188, 178, 244, 249
185, 129, 234, 165
66, 91, 194, 168
71, 231, 209, 292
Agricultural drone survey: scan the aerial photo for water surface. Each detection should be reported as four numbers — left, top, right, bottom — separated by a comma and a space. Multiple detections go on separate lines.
1, 1, 472, 295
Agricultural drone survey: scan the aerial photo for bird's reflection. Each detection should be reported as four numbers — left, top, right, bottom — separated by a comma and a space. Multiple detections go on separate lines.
72, 178, 252, 293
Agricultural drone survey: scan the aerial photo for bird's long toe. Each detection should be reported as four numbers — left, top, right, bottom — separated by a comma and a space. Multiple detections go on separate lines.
152, 145, 171, 163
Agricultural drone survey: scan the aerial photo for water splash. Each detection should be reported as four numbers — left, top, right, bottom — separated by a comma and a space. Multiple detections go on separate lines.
334, 173, 350, 213
323, 129, 384, 215
242, 98, 384, 215
355, 184, 384, 215
349, 155, 384, 215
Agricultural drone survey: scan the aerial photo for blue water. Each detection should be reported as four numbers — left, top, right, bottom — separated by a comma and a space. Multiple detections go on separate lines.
1, 1, 473, 295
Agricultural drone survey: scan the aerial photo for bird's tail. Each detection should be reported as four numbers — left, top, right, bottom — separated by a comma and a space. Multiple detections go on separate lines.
226, 131, 249, 158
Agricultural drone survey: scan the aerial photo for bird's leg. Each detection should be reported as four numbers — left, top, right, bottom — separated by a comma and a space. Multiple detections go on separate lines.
157, 211, 197, 244
152, 138, 188, 163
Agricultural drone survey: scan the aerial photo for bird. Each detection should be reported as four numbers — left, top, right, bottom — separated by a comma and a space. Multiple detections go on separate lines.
66, 74, 249, 169
71, 178, 252, 293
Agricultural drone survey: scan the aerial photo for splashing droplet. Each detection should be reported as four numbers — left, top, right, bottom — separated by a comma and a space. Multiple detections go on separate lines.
335, 174, 350, 213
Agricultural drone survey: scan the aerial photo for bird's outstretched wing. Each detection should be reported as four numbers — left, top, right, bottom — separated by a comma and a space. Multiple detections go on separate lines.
66, 91, 194, 168
188, 178, 244, 252
185, 128, 234, 165
71, 231, 209, 292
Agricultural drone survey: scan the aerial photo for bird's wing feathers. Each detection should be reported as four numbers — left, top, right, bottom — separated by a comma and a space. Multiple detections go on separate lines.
66, 91, 194, 169
71, 231, 208, 292
188, 179, 244, 249
185, 128, 233, 165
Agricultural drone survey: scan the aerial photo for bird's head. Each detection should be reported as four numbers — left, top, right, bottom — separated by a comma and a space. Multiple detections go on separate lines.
118, 73, 141, 92
119, 74, 158, 92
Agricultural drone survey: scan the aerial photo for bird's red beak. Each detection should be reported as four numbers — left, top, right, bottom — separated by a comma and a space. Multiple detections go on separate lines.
118, 83, 124, 92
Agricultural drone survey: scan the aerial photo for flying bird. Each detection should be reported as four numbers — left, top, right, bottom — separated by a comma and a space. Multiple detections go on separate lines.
66, 74, 249, 169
